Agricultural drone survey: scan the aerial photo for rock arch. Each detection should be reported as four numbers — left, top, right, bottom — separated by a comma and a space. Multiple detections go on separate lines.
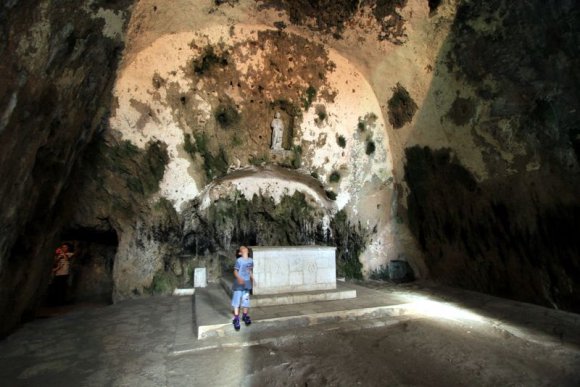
110, 24, 399, 274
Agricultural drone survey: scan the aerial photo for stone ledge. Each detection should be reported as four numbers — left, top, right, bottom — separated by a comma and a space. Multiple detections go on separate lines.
172, 316, 415, 355
196, 306, 414, 340
197, 286, 410, 340
219, 277, 356, 306
173, 288, 195, 296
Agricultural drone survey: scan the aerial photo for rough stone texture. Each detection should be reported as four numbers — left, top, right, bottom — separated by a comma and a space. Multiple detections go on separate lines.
105, 0, 404, 295
256, 0, 408, 43
401, 0, 580, 311
0, 0, 133, 337
2, 0, 580, 337
181, 177, 369, 280
404, 147, 580, 311
56, 130, 177, 300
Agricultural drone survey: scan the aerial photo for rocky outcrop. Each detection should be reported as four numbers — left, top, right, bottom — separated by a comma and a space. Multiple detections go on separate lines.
0, 0, 133, 337
404, 147, 580, 311
401, 0, 580, 311
64, 132, 179, 300
256, 0, 408, 43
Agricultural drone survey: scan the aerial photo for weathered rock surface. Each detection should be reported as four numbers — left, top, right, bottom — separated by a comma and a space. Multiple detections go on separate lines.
1, 0, 579, 338
65, 133, 178, 300
0, 0, 133, 337
401, 0, 580, 311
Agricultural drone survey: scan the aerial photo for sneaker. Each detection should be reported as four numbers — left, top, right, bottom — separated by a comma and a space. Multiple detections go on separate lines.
242, 314, 251, 326
233, 316, 240, 331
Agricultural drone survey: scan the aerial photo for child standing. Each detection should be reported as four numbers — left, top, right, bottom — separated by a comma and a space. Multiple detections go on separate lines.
231, 246, 253, 331
50, 243, 75, 305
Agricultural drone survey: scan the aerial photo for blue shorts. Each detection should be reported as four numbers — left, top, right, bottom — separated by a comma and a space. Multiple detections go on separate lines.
231, 289, 251, 309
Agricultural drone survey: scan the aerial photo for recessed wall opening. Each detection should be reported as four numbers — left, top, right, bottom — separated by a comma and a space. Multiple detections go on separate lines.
41, 228, 118, 313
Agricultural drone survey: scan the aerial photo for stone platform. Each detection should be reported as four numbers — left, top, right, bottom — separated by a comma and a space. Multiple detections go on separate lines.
192, 282, 405, 340
219, 277, 356, 307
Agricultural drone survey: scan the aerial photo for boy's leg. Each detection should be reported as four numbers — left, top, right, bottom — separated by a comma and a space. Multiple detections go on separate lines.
231, 290, 242, 313
231, 291, 242, 330
242, 309, 251, 325
241, 290, 251, 325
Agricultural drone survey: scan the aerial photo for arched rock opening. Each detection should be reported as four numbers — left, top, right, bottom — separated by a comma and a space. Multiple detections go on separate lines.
52, 228, 119, 305
109, 21, 402, 284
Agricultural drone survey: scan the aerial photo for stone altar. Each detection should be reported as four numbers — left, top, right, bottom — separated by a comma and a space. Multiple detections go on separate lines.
252, 246, 336, 295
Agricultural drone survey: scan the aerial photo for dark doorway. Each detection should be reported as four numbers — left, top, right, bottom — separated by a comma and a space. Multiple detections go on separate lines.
45, 228, 118, 309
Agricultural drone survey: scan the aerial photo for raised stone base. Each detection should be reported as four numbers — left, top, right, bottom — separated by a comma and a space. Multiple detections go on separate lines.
220, 277, 356, 307
193, 283, 401, 340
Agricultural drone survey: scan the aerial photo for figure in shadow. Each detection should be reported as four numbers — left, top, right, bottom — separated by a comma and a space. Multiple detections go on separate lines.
49, 242, 75, 305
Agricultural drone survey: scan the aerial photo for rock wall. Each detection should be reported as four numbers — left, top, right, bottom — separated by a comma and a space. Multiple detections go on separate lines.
399, 0, 580, 310
101, 0, 579, 311
64, 134, 178, 300
0, 0, 133, 337
99, 0, 409, 297
2, 0, 579, 337
101, 0, 450, 290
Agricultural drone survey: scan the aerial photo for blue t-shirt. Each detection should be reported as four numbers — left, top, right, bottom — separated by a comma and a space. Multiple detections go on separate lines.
233, 257, 253, 290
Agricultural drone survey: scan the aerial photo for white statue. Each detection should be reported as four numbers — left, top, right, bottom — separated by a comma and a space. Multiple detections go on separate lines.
270, 112, 284, 150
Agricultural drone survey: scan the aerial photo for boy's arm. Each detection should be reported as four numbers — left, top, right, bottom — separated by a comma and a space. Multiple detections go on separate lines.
234, 268, 244, 284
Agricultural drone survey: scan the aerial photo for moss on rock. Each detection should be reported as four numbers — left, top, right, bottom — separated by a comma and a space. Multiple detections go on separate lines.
303, 85, 317, 110
329, 171, 341, 183
387, 83, 418, 129
183, 191, 369, 280
183, 132, 229, 180
330, 210, 367, 279
142, 141, 169, 194
447, 97, 475, 126
366, 140, 376, 155
256, 0, 408, 42
192, 45, 229, 75
149, 270, 178, 295
214, 103, 240, 129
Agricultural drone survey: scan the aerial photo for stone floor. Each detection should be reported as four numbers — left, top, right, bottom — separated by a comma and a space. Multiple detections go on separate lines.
1, 281, 579, 386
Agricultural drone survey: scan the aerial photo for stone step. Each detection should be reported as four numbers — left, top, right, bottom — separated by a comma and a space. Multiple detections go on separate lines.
197, 304, 415, 340
194, 284, 414, 340
219, 278, 357, 307
173, 315, 417, 355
